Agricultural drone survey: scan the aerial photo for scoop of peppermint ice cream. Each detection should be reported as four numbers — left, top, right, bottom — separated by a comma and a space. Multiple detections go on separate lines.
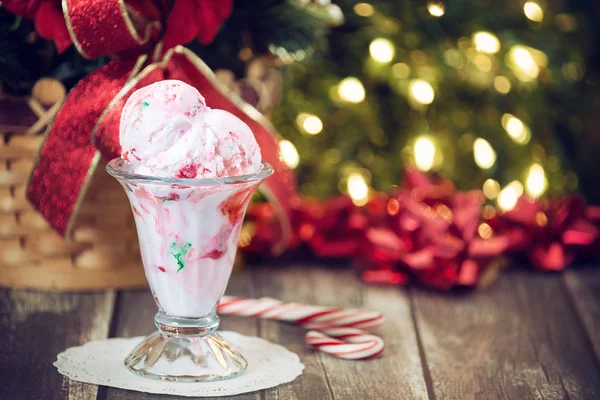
120, 80, 261, 178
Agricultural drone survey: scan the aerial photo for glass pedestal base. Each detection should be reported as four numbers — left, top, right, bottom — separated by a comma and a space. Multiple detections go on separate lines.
124, 312, 248, 382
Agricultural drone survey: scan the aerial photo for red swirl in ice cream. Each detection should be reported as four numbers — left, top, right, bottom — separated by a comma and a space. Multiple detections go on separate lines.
117, 80, 266, 317
120, 80, 261, 179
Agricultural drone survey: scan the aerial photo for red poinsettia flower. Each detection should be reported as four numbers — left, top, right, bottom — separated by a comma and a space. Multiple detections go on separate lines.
163, 0, 233, 50
3, 0, 72, 53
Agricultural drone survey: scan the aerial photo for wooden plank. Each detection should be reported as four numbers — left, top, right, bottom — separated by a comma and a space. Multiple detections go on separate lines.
255, 265, 428, 400
412, 269, 600, 400
102, 267, 260, 400
564, 266, 600, 363
0, 289, 115, 400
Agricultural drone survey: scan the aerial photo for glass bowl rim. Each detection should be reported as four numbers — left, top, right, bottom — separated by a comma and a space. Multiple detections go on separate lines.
106, 158, 274, 186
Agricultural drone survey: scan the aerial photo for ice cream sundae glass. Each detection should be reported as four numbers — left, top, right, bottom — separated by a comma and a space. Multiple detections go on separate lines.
107, 80, 272, 382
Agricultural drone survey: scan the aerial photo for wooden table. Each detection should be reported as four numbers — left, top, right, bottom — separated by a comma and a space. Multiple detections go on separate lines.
1, 264, 600, 400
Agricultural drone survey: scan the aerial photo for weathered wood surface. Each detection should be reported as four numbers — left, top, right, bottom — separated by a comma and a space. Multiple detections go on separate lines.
1, 264, 600, 400
564, 266, 600, 364
0, 289, 115, 400
412, 269, 600, 400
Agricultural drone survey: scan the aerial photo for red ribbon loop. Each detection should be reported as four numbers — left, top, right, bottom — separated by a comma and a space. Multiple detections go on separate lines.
63, 0, 160, 58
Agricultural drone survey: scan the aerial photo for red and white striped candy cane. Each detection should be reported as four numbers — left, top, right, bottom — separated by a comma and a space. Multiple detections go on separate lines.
218, 296, 385, 330
304, 328, 385, 360
218, 296, 385, 360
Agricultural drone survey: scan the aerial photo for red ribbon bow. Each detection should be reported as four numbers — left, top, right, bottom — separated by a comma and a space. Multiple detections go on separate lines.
490, 196, 598, 271
9, 0, 296, 252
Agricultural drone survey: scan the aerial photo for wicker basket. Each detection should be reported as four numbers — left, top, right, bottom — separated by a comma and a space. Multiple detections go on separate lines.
0, 126, 147, 291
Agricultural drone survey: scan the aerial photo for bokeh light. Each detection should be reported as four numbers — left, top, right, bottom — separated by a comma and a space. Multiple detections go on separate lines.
392, 63, 411, 78
369, 38, 395, 63
526, 163, 547, 197
473, 138, 496, 169
497, 181, 524, 212
524, 2, 544, 22
501, 113, 531, 145
508, 45, 542, 81
414, 137, 436, 171
354, 3, 375, 17
338, 77, 366, 103
409, 80, 435, 105
347, 173, 370, 206
427, 2, 445, 17
296, 113, 323, 135
493, 76, 511, 94
279, 140, 300, 169
483, 179, 501, 199
474, 54, 492, 72
473, 31, 501, 54
478, 223, 493, 239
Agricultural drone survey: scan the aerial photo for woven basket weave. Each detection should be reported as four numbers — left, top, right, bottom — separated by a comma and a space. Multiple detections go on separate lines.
0, 130, 147, 290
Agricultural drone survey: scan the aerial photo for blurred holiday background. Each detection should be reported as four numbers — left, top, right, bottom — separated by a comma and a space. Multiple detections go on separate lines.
2, 0, 600, 291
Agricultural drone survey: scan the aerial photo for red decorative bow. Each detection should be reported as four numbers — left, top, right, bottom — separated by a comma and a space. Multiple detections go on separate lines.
489, 196, 598, 271
362, 169, 508, 290
10, 0, 295, 253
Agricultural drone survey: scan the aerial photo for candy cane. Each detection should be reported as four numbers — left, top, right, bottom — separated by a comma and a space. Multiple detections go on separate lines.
218, 296, 385, 360
304, 328, 385, 360
218, 296, 385, 330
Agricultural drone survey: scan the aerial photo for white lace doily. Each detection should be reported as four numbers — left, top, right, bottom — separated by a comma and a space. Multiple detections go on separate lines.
54, 331, 304, 397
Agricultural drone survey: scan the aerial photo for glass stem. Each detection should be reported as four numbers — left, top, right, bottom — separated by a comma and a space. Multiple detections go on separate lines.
154, 311, 220, 337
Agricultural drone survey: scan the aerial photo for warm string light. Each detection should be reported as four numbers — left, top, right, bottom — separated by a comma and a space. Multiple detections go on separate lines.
297, 3, 558, 209
497, 181, 524, 212
414, 137, 436, 171
478, 223, 493, 239
443, 49, 463, 68
501, 114, 531, 145
473, 54, 492, 72
493, 76, 511, 94
524, 2, 544, 22
354, 3, 374, 17
427, 2, 445, 17
347, 173, 370, 206
526, 163, 547, 197
507, 46, 547, 82
296, 113, 323, 135
473, 31, 500, 54
409, 80, 435, 105
392, 63, 411, 78
279, 140, 300, 169
508, 46, 538, 81
473, 138, 496, 169
369, 38, 395, 63
338, 77, 366, 103
483, 179, 501, 199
